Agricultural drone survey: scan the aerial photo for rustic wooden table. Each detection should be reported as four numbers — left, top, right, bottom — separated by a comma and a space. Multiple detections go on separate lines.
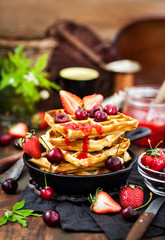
0, 138, 165, 240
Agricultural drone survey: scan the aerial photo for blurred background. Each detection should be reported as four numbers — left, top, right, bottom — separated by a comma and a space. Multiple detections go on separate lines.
1, 0, 165, 164
0, 0, 165, 126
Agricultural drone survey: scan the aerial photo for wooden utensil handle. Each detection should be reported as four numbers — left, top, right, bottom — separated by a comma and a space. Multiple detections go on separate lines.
56, 24, 105, 68
126, 212, 154, 240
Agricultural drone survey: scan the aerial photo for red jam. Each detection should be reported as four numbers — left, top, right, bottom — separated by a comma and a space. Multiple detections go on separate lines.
123, 108, 165, 148
122, 86, 165, 148
63, 123, 103, 137
63, 123, 104, 159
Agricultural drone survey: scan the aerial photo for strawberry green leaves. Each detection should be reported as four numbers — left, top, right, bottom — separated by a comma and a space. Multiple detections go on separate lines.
0, 200, 41, 227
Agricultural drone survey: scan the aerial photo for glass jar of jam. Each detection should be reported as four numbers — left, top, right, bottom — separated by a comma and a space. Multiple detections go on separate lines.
122, 85, 165, 148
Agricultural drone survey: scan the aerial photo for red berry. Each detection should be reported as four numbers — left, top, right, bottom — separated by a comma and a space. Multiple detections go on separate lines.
60, 90, 83, 115
31, 112, 48, 130
9, 122, 28, 138
47, 148, 63, 164
22, 135, 41, 159
89, 189, 121, 214
13, 138, 22, 150
105, 156, 121, 171
42, 210, 60, 227
119, 185, 144, 209
141, 155, 153, 168
54, 113, 69, 123
75, 109, 88, 120
122, 206, 139, 221
90, 105, 103, 117
141, 148, 165, 172
1, 178, 18, 194
94, 111, 107, 122
104, 104, 118, 115
0, 134, 11, 146
150, 158, 164, 171
41, 186, 54, 200
82, 94, 104, 112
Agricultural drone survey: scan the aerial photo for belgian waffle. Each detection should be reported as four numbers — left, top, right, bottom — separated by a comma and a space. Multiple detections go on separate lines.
29, 149, 131, 175
30, 137, 130, 167
45, 109, 138, 140
40, 128, 125, 152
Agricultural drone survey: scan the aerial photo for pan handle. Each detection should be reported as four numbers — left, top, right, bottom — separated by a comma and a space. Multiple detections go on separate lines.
125, 127, 151, 142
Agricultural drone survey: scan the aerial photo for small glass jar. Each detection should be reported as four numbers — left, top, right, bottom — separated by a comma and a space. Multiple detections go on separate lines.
122, 85, 165, 148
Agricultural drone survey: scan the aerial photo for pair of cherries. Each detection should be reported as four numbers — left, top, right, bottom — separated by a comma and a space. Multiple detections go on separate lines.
75, 104, 118, 122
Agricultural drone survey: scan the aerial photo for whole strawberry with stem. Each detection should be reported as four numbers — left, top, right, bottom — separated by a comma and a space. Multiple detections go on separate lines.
119, 184, 144, 209
18, 130, 41, 159
88, 188, 121, 214
141, 140, 165, 171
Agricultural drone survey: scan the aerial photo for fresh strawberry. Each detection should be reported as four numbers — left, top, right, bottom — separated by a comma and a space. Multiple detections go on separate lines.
59, 90, 83, 115
119, 184, 144, 209
88, 188, 121, 214
31, 112, 48, 130
141, 145, 165, 171
9, 122, 28, 138
82, 94, 104, 112
18, 131, 41, 159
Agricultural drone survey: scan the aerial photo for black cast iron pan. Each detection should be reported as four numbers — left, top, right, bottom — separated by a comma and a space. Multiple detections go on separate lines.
23, 127, 150, 196
24, 148, 136, 196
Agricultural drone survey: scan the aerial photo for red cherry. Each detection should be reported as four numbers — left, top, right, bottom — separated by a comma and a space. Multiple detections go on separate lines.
47, 148, 63, 164
104, 104, 118, 115
75, 109, 88, 120
41, 186, 54, 200
0, 134, 12, 146
54, 113, 69, 123
105, 156, 121, 171
94, 111, 107, 122
1, 178, 18, 194
122, 206, 139, 221
13, 138, 22, 150
42, 209, 60, 227
90, 105, 103, 117
59, 172, 67, 175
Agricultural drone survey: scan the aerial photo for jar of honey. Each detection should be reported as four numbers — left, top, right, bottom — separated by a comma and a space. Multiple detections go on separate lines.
122, 85, 165, 148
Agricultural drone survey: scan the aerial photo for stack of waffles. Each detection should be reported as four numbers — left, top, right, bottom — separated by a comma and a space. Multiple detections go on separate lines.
29, 109, 139, 175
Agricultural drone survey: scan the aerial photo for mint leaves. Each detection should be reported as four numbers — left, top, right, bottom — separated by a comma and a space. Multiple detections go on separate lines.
0, 200, 41, 227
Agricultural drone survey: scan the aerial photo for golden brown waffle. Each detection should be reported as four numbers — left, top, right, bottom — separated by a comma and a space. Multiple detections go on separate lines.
29, 149, 131, 175
30, 137, 130, 168
45, 109, 138, 140
40, 128, 125, 152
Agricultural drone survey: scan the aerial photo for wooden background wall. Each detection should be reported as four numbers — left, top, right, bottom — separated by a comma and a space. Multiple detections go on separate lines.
0, 0, 165, 40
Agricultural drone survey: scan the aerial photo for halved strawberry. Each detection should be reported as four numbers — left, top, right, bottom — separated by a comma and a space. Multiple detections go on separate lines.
82, 94, 104, 112
88, 188, 121, 214
9, 122, 28, 138
59, 90, 83, 115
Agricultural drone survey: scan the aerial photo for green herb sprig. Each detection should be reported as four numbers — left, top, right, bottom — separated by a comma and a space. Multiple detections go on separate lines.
0, 45, 61, 118
0, 200, 42, 227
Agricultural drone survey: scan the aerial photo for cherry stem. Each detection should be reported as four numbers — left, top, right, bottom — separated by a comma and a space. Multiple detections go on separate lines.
134, 192, 153, 211
83, 94, 96, 110
115, 134, 125, 157
39, 136, 51, 151
148, 139, 153, 150
0, 178, 4, 183
43, 170, 47, 189
155, 140, 163, 149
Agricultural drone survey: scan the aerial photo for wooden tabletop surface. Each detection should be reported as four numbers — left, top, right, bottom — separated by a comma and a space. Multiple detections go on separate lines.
0, 136, 165, 240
